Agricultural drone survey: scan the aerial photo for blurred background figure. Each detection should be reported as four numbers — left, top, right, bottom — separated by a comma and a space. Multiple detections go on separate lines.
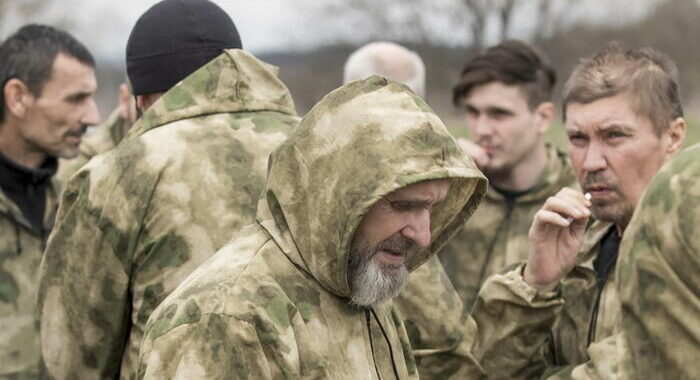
343, 41, 426, 97
0, 23, 99, 378
439, 40, 576, 308
56, 81, 136, 185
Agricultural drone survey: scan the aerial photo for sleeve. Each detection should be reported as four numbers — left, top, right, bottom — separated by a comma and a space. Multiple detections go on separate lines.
138, 314, 274, 380
538, 333, 622, 380
37, 164, 145, 379
616, 161, 700, 380
393, 256, 486, 379
470, 264, 565, 380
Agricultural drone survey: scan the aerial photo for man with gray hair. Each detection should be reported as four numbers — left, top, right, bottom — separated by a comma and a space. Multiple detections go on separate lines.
343, 41, 426, 97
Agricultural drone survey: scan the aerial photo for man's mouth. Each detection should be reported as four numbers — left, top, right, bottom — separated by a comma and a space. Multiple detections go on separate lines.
479, 143, 498, 157
376, 249, 405, 264
585, 184, 615, 200
65, 135, 82, 145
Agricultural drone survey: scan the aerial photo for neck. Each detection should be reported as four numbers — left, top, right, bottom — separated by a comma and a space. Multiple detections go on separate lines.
489, 143, 547, 192
615, 220, 628, 236
0, 122, 47, 169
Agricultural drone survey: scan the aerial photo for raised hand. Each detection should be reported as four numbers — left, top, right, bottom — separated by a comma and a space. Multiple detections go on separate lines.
456, 137, 490, 169
524, 188, 591, 291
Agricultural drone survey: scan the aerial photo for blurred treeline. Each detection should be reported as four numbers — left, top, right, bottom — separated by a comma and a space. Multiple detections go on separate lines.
269, 0, 700, 147
1, 0, 699, 146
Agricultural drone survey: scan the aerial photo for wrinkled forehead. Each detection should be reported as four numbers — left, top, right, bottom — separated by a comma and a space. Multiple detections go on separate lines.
565, 93, 654, 133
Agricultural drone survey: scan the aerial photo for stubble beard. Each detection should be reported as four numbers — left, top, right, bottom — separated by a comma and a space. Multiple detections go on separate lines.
347, 234, 411, 307
584, 172, 634, 230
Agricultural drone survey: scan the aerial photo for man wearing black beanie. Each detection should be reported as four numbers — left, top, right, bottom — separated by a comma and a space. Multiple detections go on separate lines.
38, 1, 299, 378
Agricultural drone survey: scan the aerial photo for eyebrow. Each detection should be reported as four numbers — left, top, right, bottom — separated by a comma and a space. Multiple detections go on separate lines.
392, 199, 433, 207
566, 122, 635, 134
64, 90, 94, 101
597, 123, 635, 133
464, 103, 514, 114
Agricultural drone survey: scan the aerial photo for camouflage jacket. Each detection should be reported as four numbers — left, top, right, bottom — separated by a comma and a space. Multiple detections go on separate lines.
137, 76, 488, 379
0, 177, 58, 378
37, 50, 299, 379
472, 220, 623, 379
617, 144, 700, 380
56, 107, 131, 186
393, 256, 483, 379
440, 146, 577, 307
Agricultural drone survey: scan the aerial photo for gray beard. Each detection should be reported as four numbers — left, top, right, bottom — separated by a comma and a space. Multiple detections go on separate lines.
347, 235, 411, 307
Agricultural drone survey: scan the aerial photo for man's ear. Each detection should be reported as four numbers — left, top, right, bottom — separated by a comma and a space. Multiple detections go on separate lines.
664, 117, 687, 158
3, 78, 34, 118
534, 101, 555, 134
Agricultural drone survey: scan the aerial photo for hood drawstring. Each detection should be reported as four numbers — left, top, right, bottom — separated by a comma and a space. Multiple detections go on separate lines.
13, 218, 22, 255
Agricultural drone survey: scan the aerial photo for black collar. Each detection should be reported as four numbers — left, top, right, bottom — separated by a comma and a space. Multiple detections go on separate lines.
0, 150, 58, 191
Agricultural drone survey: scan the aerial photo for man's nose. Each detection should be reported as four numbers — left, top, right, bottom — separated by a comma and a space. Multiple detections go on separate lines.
400, 210, 431, 248
581, 141, 607, 173
81, 98, 101, 126
471, 115, 494, 138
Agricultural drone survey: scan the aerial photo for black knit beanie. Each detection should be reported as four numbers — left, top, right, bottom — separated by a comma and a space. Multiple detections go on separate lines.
126, 0, 242, 95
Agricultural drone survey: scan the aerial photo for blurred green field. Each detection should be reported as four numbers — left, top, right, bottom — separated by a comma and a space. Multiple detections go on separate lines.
443, 116, 700, 151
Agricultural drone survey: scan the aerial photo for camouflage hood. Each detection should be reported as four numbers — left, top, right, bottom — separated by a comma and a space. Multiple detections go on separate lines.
257, 76, 487, 300
125, 49, 296, 139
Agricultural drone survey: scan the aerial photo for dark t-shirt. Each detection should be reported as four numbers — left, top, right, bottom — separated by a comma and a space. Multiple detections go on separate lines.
594, 227, 621, 284
0, 151, 57, 235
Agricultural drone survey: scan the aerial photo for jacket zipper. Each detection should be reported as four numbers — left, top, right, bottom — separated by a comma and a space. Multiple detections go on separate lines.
366, 309, 383, 380
365, 308, 401, 379
370, 307, 400, 379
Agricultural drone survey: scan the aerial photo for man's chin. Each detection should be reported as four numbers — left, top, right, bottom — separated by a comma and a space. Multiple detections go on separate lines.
591, 203, 633, 227
58, 147, 81, 159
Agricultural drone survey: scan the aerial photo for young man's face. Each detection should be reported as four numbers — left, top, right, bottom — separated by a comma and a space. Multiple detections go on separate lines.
19, 53, 100, 159
460, 81, 549, 176
348, 179, 451, 306
566, 93, 683, 229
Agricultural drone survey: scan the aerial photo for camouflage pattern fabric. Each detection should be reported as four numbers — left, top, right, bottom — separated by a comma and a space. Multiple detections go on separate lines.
0, 181, 58, 378
472, 220, 624, 379
393, 256, 485, 379
137, 76, 488, 379
56, 107, 132, 186
617, 143, 700, 380
37, 49, 299, 379
440, 146, 578, 308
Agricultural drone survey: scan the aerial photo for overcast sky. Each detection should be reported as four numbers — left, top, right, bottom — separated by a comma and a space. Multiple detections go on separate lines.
0, 0, 660, 64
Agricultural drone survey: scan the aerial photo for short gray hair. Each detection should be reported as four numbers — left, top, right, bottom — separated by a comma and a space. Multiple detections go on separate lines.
343, 41, 426, 97
563, 42, 683, 135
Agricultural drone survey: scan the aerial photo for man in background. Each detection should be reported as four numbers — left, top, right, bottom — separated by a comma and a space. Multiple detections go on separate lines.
344, 41, 426, 97
0, 24, 99, 378
440, 40, 577, 308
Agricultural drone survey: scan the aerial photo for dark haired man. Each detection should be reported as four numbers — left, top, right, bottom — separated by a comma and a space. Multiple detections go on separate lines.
439, 40, 577, 307
37, 0, 299, 378
0, 24, 99, 378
